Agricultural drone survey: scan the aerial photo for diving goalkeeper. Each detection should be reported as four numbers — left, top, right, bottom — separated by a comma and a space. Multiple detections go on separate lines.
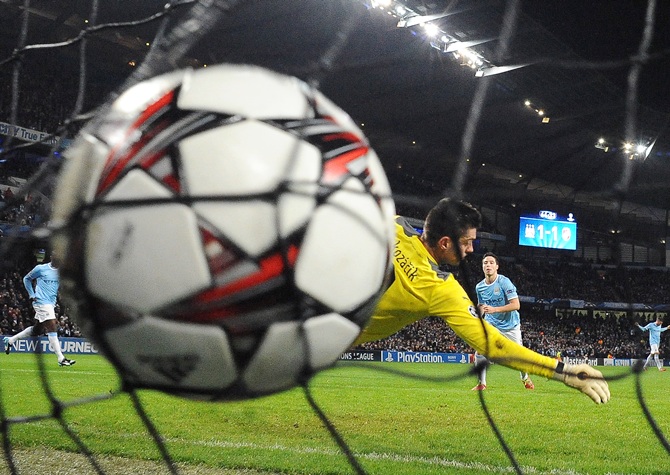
353, 198, 610, 404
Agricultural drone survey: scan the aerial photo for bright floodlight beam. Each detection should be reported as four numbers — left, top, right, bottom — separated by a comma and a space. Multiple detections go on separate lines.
642, 138, 656, 160
397, 11, 451, 28
445, 37, 497, 53
475, 64, 531, 77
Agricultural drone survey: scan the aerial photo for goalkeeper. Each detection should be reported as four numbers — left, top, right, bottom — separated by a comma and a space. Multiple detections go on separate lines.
353, 198, 610, 404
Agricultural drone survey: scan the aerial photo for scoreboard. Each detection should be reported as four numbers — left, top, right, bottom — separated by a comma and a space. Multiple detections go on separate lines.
518, 210, 577, 250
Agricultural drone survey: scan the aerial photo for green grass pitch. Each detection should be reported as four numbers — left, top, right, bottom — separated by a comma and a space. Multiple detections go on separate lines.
0, 354, 668, 474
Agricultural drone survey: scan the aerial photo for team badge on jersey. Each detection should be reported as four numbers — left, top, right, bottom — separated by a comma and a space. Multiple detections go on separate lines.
469, 305, 478, 318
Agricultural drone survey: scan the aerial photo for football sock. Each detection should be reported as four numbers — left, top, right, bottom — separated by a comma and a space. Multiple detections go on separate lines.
645, 354, 654, 368
475, 354, 487, 385
47, 332, 65, 362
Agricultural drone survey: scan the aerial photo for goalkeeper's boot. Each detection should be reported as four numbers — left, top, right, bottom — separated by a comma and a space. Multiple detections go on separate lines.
523, 377, 535, 390
3, 337, 10, 355
660, 368, 667, 372
58, 358, 76, 367
471, 383, 486, 391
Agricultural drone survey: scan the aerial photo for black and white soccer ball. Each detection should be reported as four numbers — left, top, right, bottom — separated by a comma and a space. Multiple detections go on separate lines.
51, 64, 395, 400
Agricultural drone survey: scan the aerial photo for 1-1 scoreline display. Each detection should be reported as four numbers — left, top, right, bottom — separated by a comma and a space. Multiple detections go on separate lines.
518, 210, 577, 250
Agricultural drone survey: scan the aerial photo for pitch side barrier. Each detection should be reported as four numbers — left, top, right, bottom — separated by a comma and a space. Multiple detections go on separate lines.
563, 356, 667, 367
338, 350, 667, 367
339, 350, 472, 363
5, 341, 666, 367
2, 336, 98, 355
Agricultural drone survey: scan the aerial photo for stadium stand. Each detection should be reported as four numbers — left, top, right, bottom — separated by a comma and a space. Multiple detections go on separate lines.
1, 97, 667, 362
355, 256, 668, 359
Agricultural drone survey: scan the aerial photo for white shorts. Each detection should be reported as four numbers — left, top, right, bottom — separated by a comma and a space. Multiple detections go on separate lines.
33, 304, 57, 323
475, 325, 522, 356
650, 343, 659, 354
498, 325, 523, 346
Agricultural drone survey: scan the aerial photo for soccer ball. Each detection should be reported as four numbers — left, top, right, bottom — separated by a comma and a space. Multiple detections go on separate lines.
51, 64, 395, 400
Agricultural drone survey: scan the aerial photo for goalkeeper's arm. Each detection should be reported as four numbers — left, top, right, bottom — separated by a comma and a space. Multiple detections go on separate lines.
445, 308, 610, 404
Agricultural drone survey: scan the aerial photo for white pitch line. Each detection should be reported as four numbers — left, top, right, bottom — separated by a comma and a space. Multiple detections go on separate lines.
163, 436, 633, 475
0, 368, 110, 376
12, 426, 633, 475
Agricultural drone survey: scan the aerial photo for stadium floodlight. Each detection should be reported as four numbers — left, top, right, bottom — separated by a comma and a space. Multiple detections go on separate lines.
444, 37, 497, 53
423, 23, 440, 37
521, 98, 550, 122
595, 138, 610, 152
397, 11, 452, 28
643, 138, 656, 159
473, 63, 530, 77
446, 39, 464, 52
631, 139, 656, 160
365, 1, 499, 77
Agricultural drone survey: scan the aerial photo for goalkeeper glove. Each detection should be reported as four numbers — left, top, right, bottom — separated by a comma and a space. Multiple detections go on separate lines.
552, 362, 610, 404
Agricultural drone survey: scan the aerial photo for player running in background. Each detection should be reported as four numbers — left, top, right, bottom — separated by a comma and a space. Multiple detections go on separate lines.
635, 317, 669, 372
472, 252, 534, 391
352, 198, 609, 404
3, 252, 76, 366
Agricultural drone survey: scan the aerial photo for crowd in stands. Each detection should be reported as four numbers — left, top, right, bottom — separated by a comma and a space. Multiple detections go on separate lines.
456, 253, 670, 306
0, 235, 665, 359
0, 179, 666, 359
0, 187, 49, 228
521, 310, 641, 359
356, 311, 647, 359
1, 88, 669, 358
1, 74, 71, 134
354, 255, 669, 359
0, 68, 111, 134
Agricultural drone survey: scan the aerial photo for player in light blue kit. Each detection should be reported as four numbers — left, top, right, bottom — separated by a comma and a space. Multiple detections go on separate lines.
3, 252, 75, 366
636, 317, 668, 372
472, 252, 533, 390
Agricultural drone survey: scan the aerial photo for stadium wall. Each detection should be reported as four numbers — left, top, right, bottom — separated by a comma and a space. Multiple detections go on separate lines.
5, 340, 667, 367
3, 336, 98, 355
339, 350, 667, 367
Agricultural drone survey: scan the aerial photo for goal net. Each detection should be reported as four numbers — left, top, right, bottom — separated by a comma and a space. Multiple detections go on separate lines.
0, 1, 668, 474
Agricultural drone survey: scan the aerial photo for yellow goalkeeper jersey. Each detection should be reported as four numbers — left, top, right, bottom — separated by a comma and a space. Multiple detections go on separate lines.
353, 216, 557, 379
